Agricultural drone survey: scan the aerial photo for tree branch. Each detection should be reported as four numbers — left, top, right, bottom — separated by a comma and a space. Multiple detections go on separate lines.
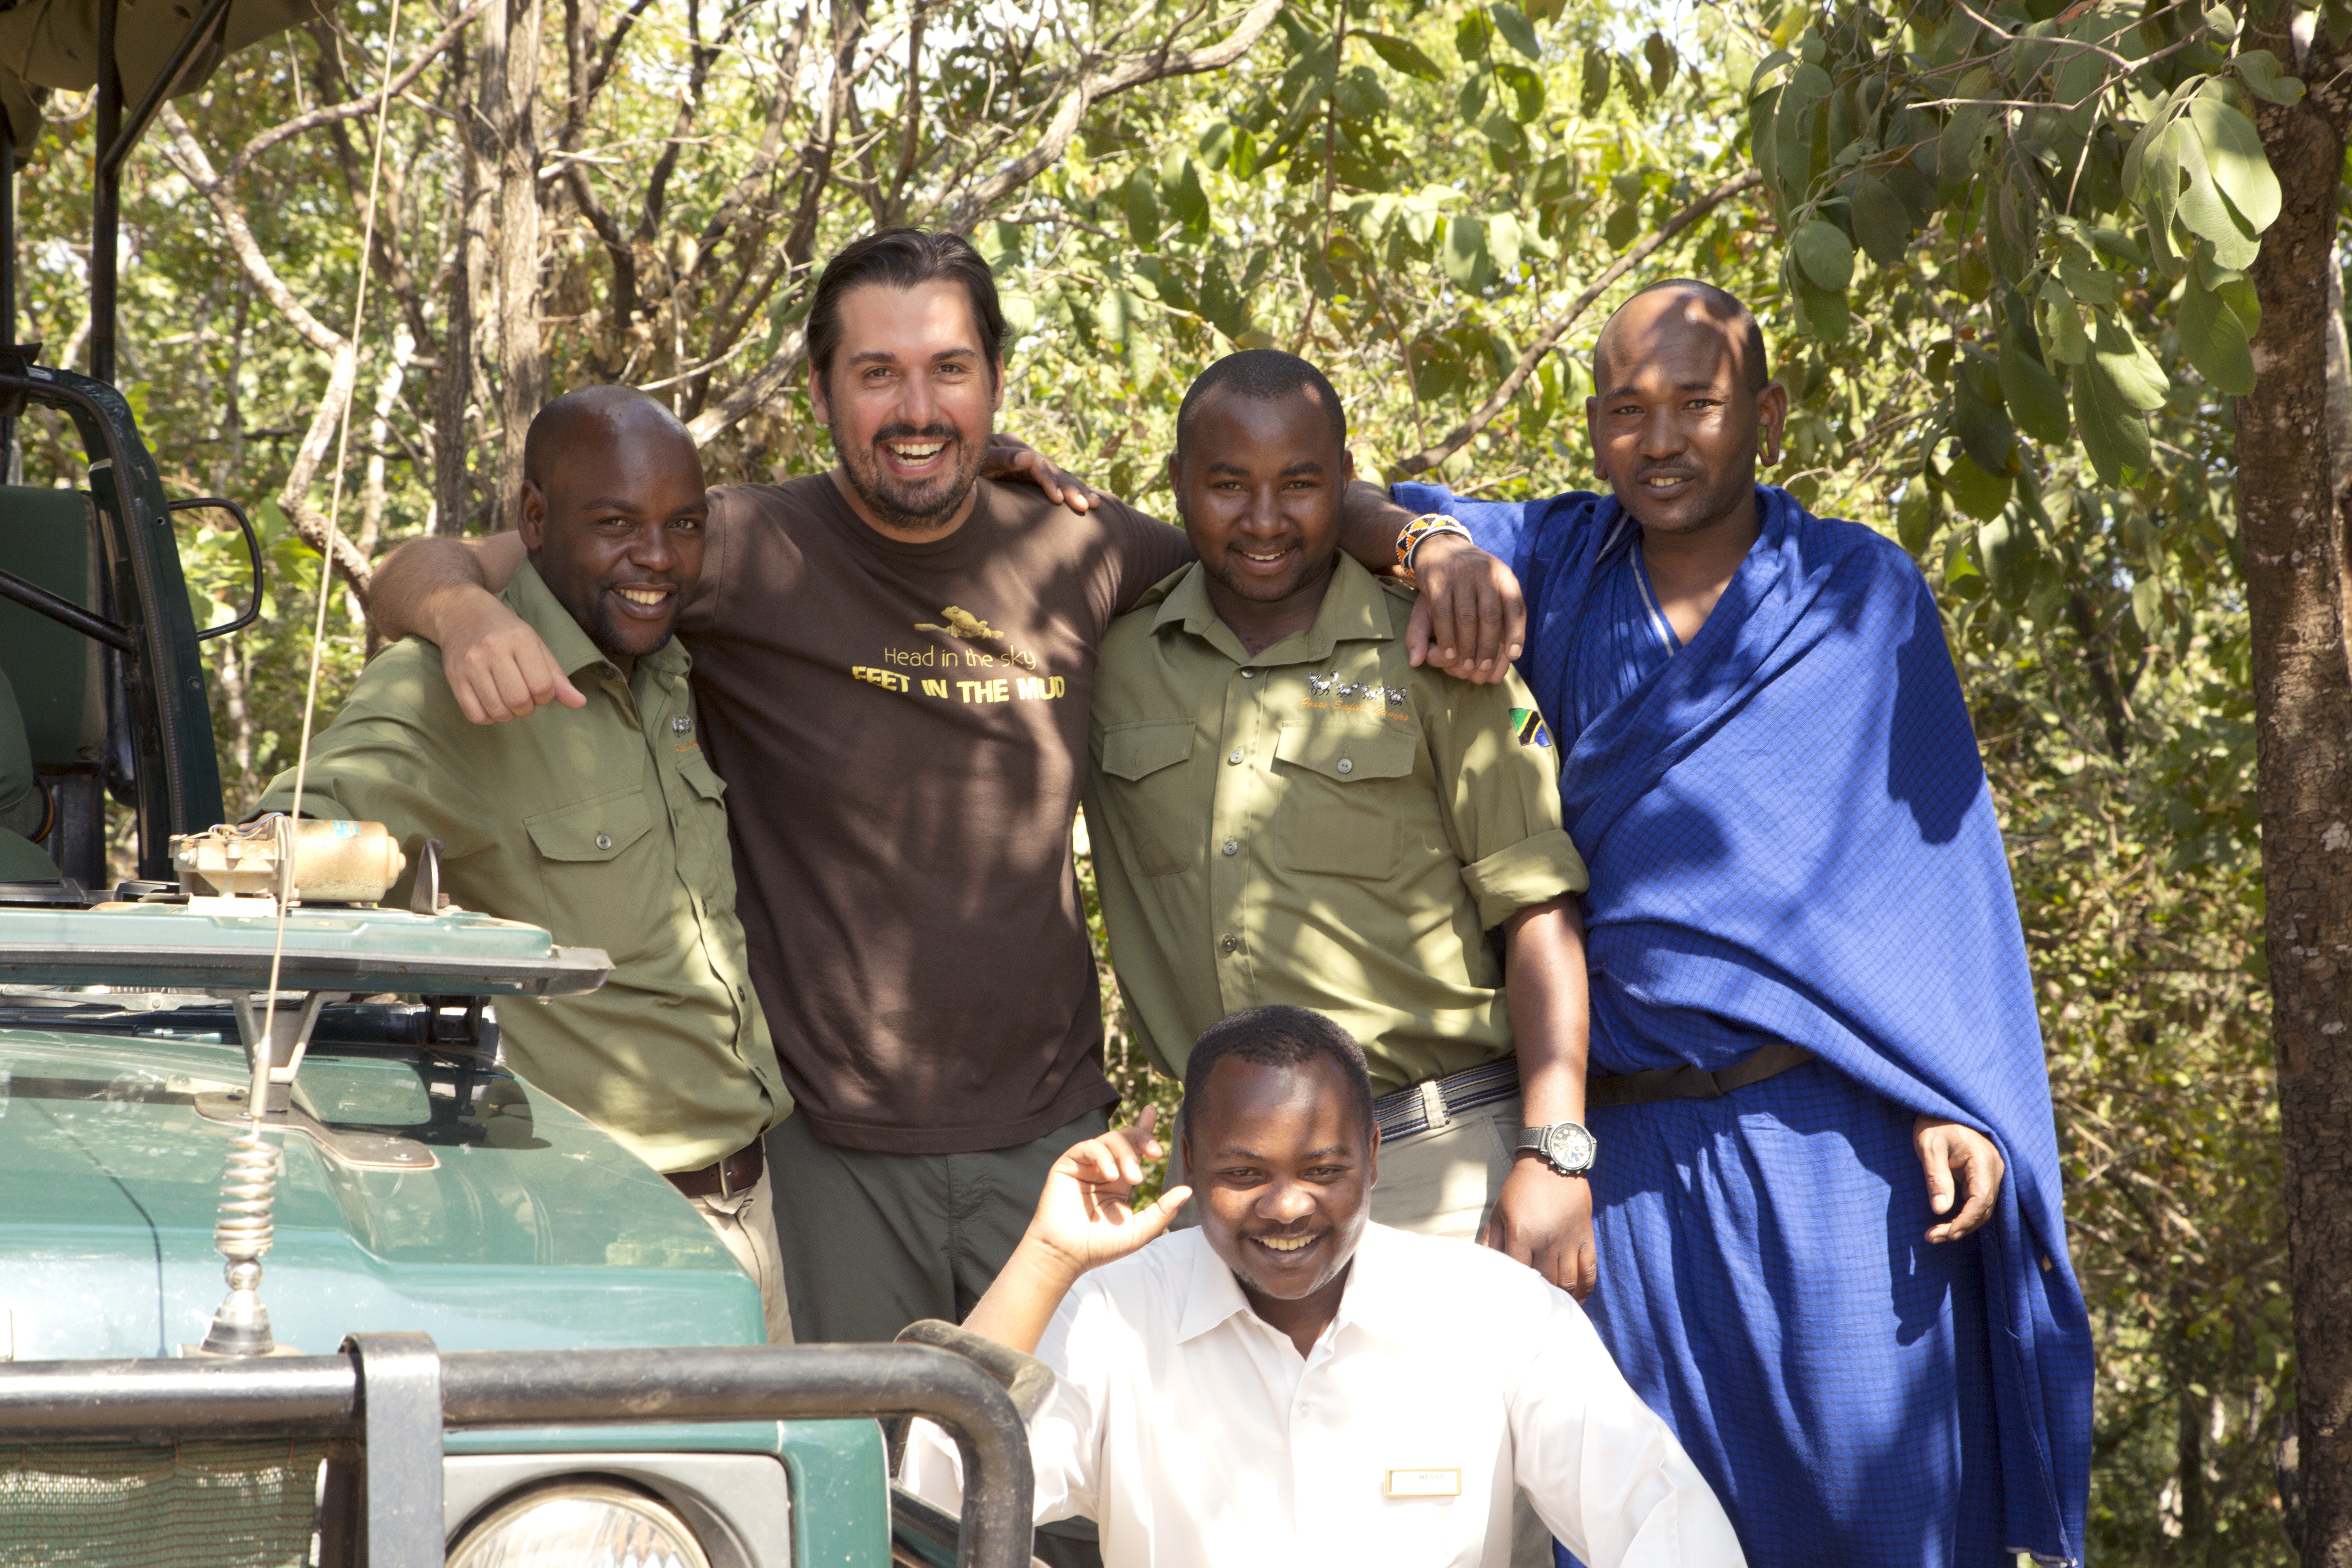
1393, 168, 1764, 475
225, 0, 490, 184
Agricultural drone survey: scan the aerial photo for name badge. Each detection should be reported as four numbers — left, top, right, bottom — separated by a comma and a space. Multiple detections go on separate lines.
1385, 1468, 1462, 1498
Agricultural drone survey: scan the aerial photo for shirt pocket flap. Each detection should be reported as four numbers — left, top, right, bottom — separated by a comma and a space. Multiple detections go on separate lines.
524, 786, 654, 862
677, 748, 728, 802
1275, 723, 1417, 783
1099, 719, 1195, 781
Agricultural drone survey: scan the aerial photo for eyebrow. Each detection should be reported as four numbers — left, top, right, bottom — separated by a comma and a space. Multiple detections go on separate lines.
1601, 379, 1726, 399
1201, 459, 1326, 477
1207, 1143, 1354, 1161
846, 347, 978, 364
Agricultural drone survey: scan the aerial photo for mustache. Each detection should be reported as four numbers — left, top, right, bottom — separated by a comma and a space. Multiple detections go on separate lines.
1636, 464, 1702, 480
872, 422, 962, 444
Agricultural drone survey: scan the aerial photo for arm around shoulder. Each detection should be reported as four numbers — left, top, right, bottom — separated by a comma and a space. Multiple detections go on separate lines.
369, 532, 580, 725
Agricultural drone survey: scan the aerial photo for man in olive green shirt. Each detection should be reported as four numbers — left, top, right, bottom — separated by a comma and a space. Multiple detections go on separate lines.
255, 387, 793, 1341
1084, 352, 1597, 1296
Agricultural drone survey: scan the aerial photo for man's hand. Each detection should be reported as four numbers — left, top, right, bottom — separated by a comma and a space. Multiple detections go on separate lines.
1022, 1106, 1192, 1281
442, 594, 584, 724
1915, 1116, 2005, 1243
983, 433, 1096, 515
1406, 532, 1526, 684
1483, 1161, 1596, 1300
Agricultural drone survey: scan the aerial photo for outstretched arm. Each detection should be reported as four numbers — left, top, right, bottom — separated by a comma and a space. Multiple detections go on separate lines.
1486, 897, 1596, 1299
962, 1108, 1192, 1354
1339, 480, 1526, 683
368, 532, 581, 724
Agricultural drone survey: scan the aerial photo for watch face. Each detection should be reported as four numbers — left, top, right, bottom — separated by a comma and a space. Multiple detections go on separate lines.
1549, 1124, 1596, 1171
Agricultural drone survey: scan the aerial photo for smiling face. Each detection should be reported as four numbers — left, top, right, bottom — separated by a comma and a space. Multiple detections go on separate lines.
811, 278, 1004, 537
1172, 388, 1353, 642
517, 401, 708, 673
1586, 287, 1788, 541
1183, 1053, 1376, 1322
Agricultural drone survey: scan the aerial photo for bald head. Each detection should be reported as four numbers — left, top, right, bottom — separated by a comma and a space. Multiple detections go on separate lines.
1592, 281, 1771, 397
516, 385, 708, 675
523, 385, 694, 489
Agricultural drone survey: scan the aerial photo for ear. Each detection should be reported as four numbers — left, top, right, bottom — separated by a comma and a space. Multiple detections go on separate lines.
1365, 1121, 1381, 1189
517, 479, 549, 550
1339, 445, 1356, 491
989, 354, 1007, 414
1754, 381, 1791, 468
1166, 450, 1185, 499
808, 362, 833, 426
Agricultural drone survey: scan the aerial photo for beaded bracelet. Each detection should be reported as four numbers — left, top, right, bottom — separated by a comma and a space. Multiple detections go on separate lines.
1395, 512, 1473, 578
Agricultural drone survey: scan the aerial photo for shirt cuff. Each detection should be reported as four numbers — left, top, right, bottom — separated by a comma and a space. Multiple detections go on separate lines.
1459, 829, 1589, 929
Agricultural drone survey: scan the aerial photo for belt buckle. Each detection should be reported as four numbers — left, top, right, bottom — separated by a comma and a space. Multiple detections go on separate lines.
1417, 1078, 1452, 1134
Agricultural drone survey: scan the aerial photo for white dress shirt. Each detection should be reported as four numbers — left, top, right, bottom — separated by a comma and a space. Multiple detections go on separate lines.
905, 1223, 1744, 1567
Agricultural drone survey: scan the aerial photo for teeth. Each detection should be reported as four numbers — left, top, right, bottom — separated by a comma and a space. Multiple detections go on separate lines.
1644, 476, 1686, 487
889, 442, 946, 459
617, 588, 667, 606
1257, 1235, 1313, 1253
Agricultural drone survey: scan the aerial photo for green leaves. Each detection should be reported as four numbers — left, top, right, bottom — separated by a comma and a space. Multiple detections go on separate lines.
2074, 352, 2155, 487
2231, 49, 2304, 105
1360, 33, 1442, 81
1488, 4, 1540, 62
2178, 272, 2257, 394
1442, 216, 1489, 287
1580, 45, 1611, 114
1999, 328, 2073, 445
1849, 176, 1911, 267
2092, 312, 2172, 412
1793, 220, 1855, 291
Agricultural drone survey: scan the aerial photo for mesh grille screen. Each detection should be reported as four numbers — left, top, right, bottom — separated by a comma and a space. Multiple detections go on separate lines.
0, 1439, 326, 1568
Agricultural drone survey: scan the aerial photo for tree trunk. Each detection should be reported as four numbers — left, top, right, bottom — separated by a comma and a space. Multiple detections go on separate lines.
434, 37, 483, 536
493, 0, 543, 519
2239, 20, 2352, 1565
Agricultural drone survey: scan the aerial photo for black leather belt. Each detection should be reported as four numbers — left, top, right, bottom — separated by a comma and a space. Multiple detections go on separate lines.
1585, 1044, 1817, 1109
666, 1138, 764, 1199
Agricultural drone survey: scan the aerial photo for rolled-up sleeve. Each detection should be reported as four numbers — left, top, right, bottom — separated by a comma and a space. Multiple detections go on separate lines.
1427, 666, 1586, 928
1511, 1286, 1748, 1566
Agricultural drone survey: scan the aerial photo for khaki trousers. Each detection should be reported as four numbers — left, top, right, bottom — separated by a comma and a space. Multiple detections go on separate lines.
684, 1162, 795, 1345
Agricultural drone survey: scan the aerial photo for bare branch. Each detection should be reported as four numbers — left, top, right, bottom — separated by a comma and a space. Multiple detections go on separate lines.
1394, 169, 1765, 475
225, 0, 490, 184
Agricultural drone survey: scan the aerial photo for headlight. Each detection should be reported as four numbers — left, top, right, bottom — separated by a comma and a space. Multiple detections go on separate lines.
445, 1479, 714, 1568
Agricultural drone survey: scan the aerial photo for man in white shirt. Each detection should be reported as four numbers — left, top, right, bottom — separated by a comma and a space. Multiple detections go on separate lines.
905, 1005, 1744, 1568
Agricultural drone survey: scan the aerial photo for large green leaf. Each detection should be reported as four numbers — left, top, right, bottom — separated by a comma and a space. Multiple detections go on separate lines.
2189, 83, 2283, 232
1644, 31, 1677, 94
1161, 150, 1209, 229
1442, 216, 1490, 287
2092, 311, 2172, 410
2074, 355, 2154, 485
1793, 219, 1855, 291
1999, 330, 2072, 444
2170, 120, 2263, 269
1897, 483, 1938, 553
2233, 48, 2305, 104
1849, 174, 1910, 265
1489, 3, 1540, 61
2057, 253, 2118, 306
1775, 62, 1833, 206
1487, 212, 1523, 277
1793, 274, 1851, 342
1125, 171, 1160, 249
1581, 44, 1611, 114
2178, 274, 2256, 393
1944, 451, 2012, 520
1936, 70, 1998, 199
1360, 33, 1443, 81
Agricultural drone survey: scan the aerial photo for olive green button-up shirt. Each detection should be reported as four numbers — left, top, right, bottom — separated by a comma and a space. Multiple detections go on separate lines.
254, 559, 787, 1172
1082, 556, 1588, 1095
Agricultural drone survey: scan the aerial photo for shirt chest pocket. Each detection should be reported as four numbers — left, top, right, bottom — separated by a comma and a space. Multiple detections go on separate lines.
1273, 723, 1419, 880
670, 748, 737, 909
524, 785, 657, 963
1096, 719, 1199, 879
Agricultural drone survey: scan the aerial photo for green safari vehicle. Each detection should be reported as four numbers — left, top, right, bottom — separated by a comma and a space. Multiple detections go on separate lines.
0, 4, 1041, 1565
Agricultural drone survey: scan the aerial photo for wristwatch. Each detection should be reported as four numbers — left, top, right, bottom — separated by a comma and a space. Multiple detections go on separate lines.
1517, 1121, 1598, 1177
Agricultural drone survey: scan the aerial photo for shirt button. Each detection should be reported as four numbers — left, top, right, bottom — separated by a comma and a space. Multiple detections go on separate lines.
1227, 748, 1244, 766
595, 833, 613, 851
1336, 758, 1354, 775
1221, 935, 1240, 953
1239, 669, 1256, 679
1222, 839, 1239, 856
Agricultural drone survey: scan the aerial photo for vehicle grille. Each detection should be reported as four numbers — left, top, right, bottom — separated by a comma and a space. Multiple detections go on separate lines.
0, 1439, 327, 1568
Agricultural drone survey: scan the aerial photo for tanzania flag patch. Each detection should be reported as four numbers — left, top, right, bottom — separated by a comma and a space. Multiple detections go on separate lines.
1511, 707, 1552, 748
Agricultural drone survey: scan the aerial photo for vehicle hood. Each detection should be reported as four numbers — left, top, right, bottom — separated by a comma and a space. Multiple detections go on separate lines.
0, 1025, 763, 1359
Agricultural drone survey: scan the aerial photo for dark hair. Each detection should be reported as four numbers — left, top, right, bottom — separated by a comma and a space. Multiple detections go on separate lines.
1174, 349, 1348, 462
806, 229, 1008, 392
1592, 278, 1772, 393
1180, 1006, 1376, 1149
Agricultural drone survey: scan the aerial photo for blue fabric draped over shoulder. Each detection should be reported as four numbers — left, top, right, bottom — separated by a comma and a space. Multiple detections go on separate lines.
1394, 481, 2092, 1565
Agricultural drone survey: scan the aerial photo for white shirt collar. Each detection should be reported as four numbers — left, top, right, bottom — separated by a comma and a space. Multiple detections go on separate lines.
1173, 1222, 1421, 1349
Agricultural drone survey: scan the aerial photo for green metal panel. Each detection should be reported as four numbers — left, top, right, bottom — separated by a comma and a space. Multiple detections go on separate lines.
0, 486, 99, 769
0, 1029, 765, 1359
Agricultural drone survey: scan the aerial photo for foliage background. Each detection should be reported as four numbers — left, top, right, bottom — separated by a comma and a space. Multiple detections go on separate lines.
15, 0, 2309, 1556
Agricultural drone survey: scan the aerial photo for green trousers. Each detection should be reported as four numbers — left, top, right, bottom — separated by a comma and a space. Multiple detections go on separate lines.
764, 1106, 1113, 1345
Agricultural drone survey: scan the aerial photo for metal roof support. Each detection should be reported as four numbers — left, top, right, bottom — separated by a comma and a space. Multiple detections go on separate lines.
90, 0, 119, 385
2, 111, 16, 472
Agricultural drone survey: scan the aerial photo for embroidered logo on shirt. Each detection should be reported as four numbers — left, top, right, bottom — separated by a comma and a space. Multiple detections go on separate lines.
1303, 670, 1412, 722
1384, 1468, 1462, 1498
1511, 707, 1553, 748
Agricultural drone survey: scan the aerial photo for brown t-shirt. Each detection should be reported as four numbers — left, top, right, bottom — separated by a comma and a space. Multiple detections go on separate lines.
679, 474, 1192, 1153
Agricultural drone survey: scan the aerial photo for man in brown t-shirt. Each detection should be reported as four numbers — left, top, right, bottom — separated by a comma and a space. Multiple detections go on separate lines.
365, 228, 1528, 1351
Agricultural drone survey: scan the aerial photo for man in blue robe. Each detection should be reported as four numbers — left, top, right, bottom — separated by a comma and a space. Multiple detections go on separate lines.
1358, 280, 2092, 1567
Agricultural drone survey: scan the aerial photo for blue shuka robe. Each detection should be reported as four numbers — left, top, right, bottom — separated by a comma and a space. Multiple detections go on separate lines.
1393, 482, 2091, 1568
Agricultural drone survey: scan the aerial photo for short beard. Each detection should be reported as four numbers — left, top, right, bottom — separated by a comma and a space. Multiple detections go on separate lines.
585, 599, 675, 665
829, 419, 987, 533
